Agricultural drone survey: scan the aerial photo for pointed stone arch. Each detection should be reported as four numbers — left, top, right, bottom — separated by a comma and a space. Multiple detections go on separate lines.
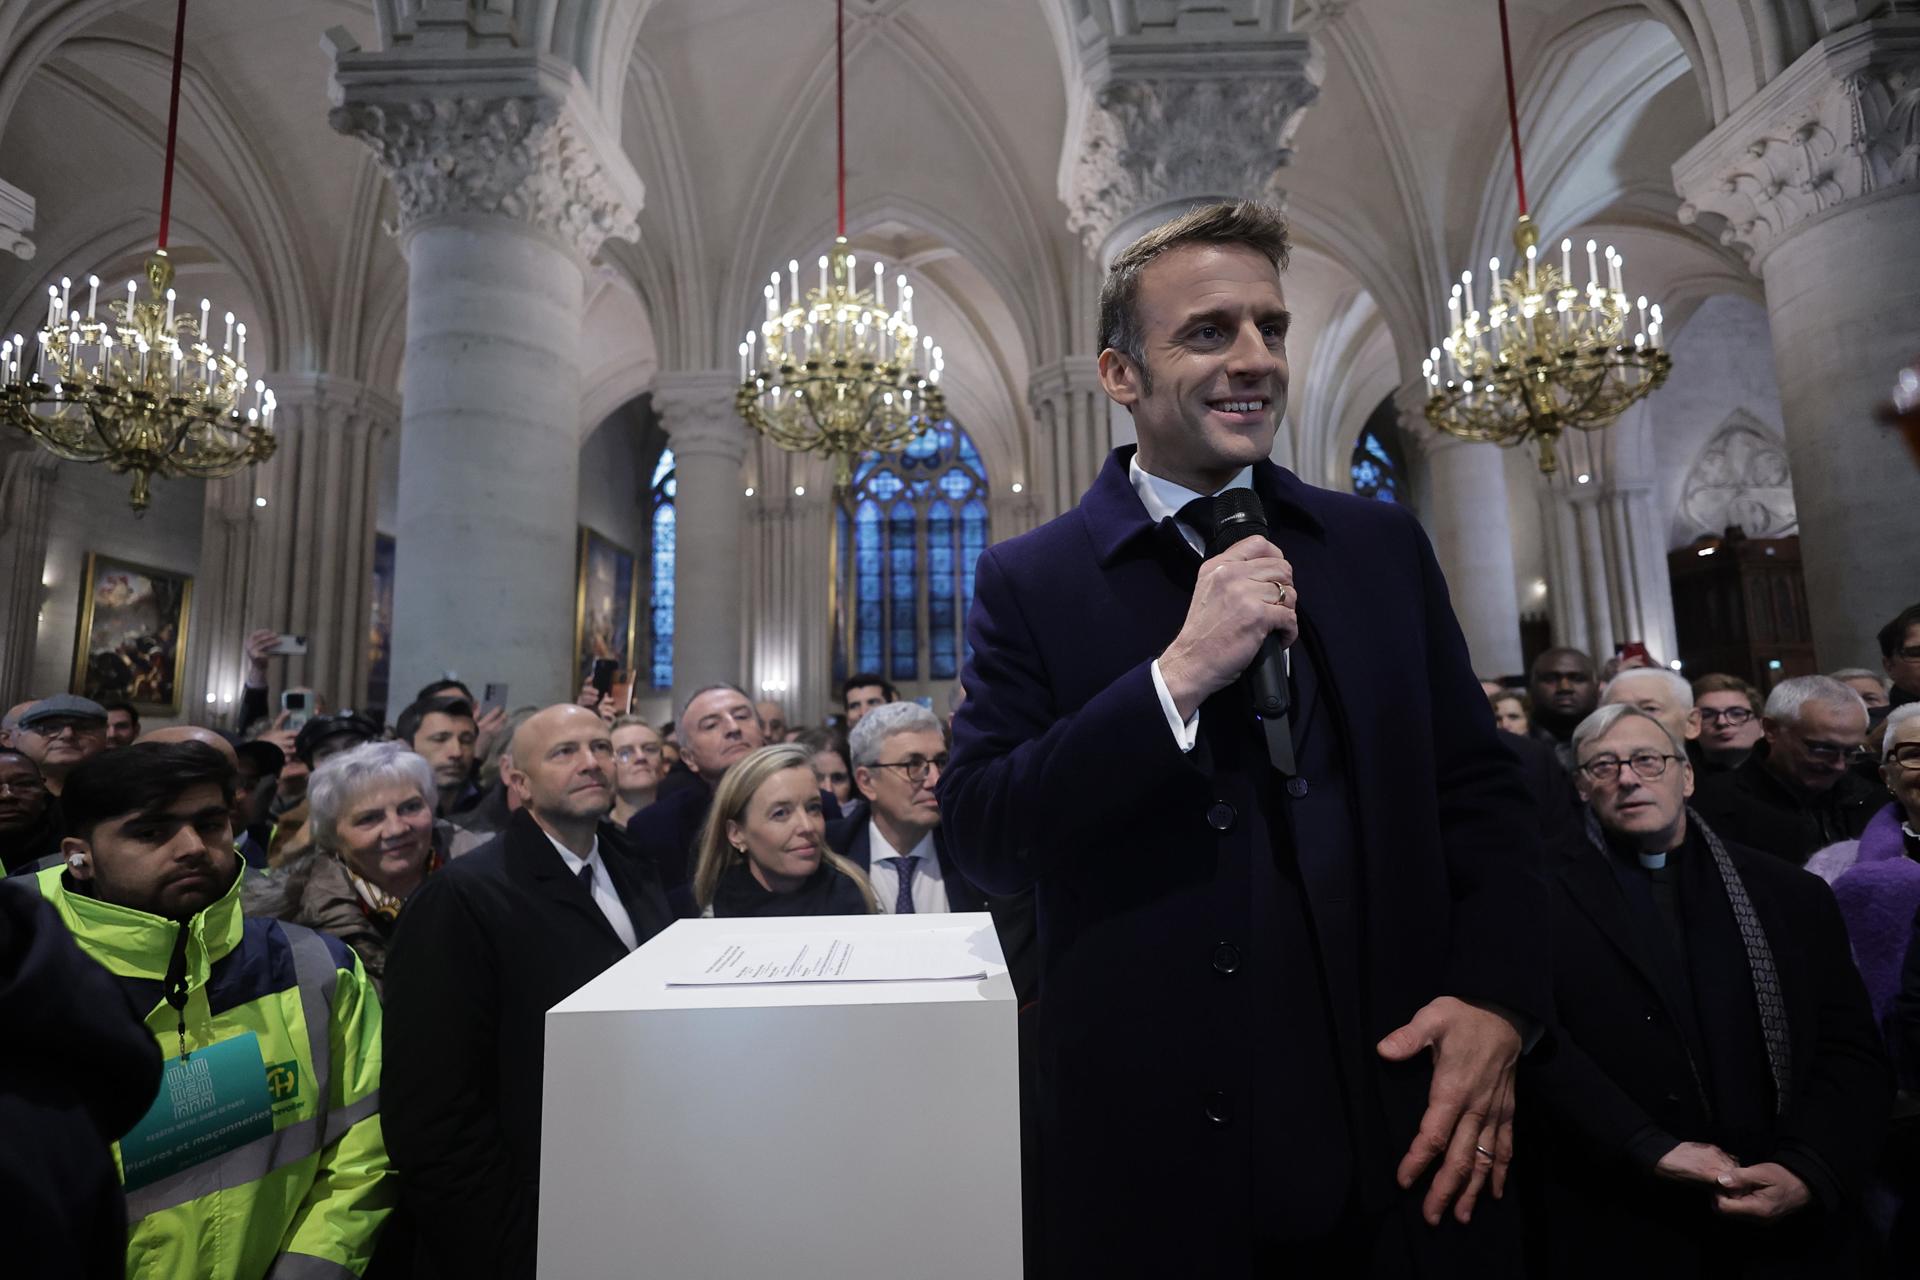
1678, 408, 1796, 540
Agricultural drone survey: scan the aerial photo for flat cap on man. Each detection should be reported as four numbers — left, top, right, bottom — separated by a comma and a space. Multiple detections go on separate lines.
17, 694, 108, 729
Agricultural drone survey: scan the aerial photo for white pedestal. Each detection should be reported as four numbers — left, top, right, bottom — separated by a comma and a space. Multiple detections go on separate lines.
538, 913, 1023, 1279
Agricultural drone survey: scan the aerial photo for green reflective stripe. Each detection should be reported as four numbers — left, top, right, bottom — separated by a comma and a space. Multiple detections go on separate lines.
282, 924, 338, 1107
322, 1089, 379, 1147
125, 1112, 324, 1219
264, 1251, 359, 1279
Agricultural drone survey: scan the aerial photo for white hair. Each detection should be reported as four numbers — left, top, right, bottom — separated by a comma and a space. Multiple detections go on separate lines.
1763, 674, 1867, 726
1570, 703, 1687, 762
1886, 703, 1920, 756
1830, 667, 1888, 690
307, 739, 436, 853
1601, 667, 1693, 709
848, 700, 944, 767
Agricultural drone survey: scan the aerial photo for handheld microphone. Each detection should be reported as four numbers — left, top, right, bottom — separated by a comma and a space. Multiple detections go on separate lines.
1206, 490, 1292, 720
1207, 490, 1295, 774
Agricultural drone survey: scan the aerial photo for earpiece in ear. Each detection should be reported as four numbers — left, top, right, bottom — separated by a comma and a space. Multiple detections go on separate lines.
66, 853, 87, 872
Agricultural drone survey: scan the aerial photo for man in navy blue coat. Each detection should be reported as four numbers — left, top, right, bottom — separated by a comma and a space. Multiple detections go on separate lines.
941, 202, 1548, 1275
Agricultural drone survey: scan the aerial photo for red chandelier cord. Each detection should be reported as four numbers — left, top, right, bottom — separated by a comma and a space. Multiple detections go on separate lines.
1496, 0, 1529, 218
835, 0, 846, 237
156, 0, 188, 250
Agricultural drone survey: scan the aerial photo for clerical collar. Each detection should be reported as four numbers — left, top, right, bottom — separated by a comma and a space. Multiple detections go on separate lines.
1638, 850, 1669, 870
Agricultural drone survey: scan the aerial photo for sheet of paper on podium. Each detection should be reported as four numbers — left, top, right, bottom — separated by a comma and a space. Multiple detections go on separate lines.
665, 925, 989, 986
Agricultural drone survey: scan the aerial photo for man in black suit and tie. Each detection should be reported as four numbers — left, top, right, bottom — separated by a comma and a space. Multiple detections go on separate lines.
941, 201, 1547, 1275
829, 701, 983, 915
382, 703, 673, 1279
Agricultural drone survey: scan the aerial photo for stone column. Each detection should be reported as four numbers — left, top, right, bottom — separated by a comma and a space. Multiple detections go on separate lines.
0, 448, 58, 705
1674, 20, 1920, 665
1395, 385, 1524, 677
0, 177, 33, 260
1060, 25, 1322, 454
739, 442, 833, 726
1026, 357, 1106, 516
653, 371, 751, 714
184, 375, 397, 717
331, 47, 643, 705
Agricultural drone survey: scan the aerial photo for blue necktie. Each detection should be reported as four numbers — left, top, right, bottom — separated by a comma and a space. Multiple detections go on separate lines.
892, 856, 917, 915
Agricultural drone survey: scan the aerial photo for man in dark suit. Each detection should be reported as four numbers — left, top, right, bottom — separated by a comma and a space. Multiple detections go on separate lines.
941, 201, 1547, 1275
826, 699, 1038, 1003
625, 683, 767, 891
382, 704, 673, 1279
1524, 703, 1889, 1277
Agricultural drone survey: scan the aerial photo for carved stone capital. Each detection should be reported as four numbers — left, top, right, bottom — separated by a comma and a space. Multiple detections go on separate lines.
1063, 38, 1321, 256
1026, 356, 1104, 415
0, 177, 34, 260
653, 372, 752, 464
263, 372, 401, 439
329, 47, 642, 263
1673, 19, 1920, 268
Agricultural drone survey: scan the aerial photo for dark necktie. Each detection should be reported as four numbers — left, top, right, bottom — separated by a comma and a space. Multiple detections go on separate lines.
892, 857, 917, 914
577, 861, 595, 892
1174, 496, 1216, 554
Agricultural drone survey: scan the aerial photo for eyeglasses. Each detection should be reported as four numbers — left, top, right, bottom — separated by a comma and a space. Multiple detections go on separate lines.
1893, 645, 1920, 662
869, 753, 949, 785
1577, 751, 1681, 784
1696, 706, 1754, 726
614, 743, 663, 763
1796, 736, 1869, 765
23, 719, 102, 739
1887, 744, 1920, 772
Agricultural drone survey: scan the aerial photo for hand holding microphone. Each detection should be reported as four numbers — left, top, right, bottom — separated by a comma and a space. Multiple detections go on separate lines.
1158, 493, 1298, 725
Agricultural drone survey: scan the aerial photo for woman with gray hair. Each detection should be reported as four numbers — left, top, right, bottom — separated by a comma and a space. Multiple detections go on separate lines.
250, 739, 445, 994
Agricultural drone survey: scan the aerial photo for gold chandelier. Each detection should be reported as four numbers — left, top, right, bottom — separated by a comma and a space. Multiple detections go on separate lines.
1424, 0, 1670, 474
0, 0, 274, 512
735, 0, 945, 487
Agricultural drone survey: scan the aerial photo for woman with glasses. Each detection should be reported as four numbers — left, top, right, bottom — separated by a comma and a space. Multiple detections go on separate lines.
607, 714, 665, 827
1806, 704, 1920, 1023
690, 744, 877, 918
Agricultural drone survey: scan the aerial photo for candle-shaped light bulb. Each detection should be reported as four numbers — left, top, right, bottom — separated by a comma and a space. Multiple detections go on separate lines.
127, 279, 136, 317
223, 311, 234, 352
818, 255, 828, 296
874, 263, 885, 308
236, 323, 246, 366
739, 340, 749, 380
60, 278, 71, 318
87, 275, 99, 319
788, 260, 800, 308
1585, 239, 1599, 291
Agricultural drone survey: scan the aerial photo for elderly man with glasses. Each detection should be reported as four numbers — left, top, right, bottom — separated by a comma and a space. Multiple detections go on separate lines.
1693, 675, 1890, 867
827, 701, 985, 916
1521, 702, 1889, 1278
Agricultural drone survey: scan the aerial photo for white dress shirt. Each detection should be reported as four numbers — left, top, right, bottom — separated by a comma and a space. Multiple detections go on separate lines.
541, 827, 639, 951
865, 821, 950, 914
1131, 455, 1288, 754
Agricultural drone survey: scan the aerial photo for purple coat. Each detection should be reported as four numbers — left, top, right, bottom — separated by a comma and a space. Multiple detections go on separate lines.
1807, 803, 1920, 1030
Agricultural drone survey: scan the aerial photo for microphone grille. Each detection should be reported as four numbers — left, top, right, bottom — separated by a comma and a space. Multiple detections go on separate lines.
1211, 487, 1266, 529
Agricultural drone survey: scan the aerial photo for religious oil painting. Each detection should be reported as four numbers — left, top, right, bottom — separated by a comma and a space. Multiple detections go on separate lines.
71, 553, 192, 715
574, 526, 639, 685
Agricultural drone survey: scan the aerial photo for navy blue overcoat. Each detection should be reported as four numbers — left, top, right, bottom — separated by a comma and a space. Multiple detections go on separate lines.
942, 446, 1549, 1273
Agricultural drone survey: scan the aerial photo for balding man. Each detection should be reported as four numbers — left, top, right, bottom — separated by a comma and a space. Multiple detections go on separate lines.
1599, 667, 1700, 761
381, 704, 671, 1280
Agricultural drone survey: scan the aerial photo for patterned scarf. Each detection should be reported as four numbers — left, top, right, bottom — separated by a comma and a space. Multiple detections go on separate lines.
1583, 804, 1793, 1113
343, 846, 442, 925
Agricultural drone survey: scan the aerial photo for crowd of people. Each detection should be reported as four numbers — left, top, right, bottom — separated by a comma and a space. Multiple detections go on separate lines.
2, 599, 1915, 1276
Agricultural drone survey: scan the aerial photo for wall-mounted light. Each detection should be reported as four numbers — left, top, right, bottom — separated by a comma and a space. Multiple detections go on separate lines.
204, 692, 216, 704
1767, 659, 1783, 671
744, 487, 755, 497
254, 496, 267, 508
1576, 473, 1591, 484
1010, 482, 1023, 494
1530, 579, 1548, 598
1668, 659, 1682, 671
793, 485, 805, 497
1697, 546, 1715, 557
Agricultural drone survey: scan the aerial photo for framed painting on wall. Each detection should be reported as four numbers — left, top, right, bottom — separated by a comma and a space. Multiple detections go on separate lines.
70, 553, 192, 715
367, 533, 396, 719
574, 526, 638, 688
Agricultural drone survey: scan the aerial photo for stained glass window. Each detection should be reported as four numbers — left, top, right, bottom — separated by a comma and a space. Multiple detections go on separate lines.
838, 420, 991, 688
649, 447, 676, 689
1350, 428, 1401, 503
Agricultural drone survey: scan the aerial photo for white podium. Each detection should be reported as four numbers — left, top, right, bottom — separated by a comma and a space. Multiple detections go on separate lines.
538, 912, 1023, 1279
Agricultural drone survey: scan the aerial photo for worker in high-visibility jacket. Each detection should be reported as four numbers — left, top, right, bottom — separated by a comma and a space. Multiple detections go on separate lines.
41, 739, 394, 1279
